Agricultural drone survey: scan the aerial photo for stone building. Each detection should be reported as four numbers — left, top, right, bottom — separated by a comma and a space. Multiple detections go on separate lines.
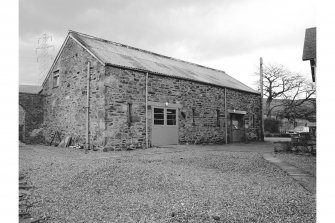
39, 30, 261, 150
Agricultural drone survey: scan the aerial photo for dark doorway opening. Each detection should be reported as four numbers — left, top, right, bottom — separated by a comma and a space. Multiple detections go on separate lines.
230, 113, 245, 142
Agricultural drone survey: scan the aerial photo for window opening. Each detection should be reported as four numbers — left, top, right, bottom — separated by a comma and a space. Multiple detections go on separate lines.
232, 120, 239, 129
167, 109, 176, 125
154, 108, 164, 125
127, 103, 132, 127
192, 108, 195, 124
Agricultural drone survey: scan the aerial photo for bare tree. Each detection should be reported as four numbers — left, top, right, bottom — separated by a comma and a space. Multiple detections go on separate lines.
280, 81, 316, 123
255, 64, 316, 120
255, 64, 294, 117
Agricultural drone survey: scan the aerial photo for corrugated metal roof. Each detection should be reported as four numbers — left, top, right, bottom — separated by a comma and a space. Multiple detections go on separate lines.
19, 85, 42, 94
303, 27, 316, 61
70, 31, 258, 94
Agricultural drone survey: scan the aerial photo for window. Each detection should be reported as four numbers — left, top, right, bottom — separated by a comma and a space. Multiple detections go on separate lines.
167, 109, 176, 125
232, 120, 239, 129
53, 70, 60, 88
154, 108, 164, 125
153, 108, 177, 126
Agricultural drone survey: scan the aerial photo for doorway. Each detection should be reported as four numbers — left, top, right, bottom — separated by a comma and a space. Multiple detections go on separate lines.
230, 113, 245, 142
152, 107, 179, 146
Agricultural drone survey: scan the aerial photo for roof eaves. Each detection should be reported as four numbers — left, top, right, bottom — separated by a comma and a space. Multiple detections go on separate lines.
105, 62, 260, 95
302, 57, 314, 61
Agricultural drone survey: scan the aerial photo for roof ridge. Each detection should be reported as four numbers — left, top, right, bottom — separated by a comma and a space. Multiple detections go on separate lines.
68, 30, 231, 75
68, 30, 257, 93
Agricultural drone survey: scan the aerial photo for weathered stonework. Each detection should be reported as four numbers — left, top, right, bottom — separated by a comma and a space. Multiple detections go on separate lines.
19, 93, 44, 144
41, 37, 105, 147
226, 89, 262, 141
148, 74, 227, 145
103, 67, 262, 150
104, 67, 147, 150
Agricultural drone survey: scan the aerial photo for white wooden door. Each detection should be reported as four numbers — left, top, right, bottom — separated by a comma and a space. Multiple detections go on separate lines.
152, 107, 178, 146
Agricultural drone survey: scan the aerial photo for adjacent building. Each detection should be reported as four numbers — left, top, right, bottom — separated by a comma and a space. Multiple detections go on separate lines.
303, 27, 316, 82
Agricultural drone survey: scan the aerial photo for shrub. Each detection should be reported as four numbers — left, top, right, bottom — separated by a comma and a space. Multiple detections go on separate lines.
264, 118, 280, 133
274, 142, 291, 152
280, 133, 291, 137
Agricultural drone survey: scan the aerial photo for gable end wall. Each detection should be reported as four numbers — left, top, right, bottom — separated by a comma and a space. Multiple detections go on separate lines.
41, 37, 105, 147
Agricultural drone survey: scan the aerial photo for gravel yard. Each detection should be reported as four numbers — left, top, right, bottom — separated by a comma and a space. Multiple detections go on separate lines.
19, 144, 316, 222
272, 153, 316, 177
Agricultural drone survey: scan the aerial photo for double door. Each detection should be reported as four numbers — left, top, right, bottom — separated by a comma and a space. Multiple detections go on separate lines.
152, 107, 178, 146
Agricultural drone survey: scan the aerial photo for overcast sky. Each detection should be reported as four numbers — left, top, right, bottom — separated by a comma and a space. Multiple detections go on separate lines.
19, 0, 316, 89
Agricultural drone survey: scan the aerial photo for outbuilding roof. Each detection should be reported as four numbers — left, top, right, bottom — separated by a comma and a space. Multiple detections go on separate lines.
302, 27, 316, 61
68, 31, 258, 94
19, 85, 42, 94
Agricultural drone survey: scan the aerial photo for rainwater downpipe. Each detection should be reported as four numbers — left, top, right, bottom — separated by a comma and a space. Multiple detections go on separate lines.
225, 88, 228, 144
145, 72, 148, 149
85, 62, 91, 153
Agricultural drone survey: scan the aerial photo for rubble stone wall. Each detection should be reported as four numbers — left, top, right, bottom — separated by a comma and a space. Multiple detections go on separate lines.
226, 89, 262, 141
19, 93, 45, 144
104, 66, 262, 150
104, 67, 147, 150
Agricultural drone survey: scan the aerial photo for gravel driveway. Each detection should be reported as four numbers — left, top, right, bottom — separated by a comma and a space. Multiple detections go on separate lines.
19, 144, 316, 222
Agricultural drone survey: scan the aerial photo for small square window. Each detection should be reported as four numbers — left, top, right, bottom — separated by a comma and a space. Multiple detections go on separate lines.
53, 70, 60, 88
